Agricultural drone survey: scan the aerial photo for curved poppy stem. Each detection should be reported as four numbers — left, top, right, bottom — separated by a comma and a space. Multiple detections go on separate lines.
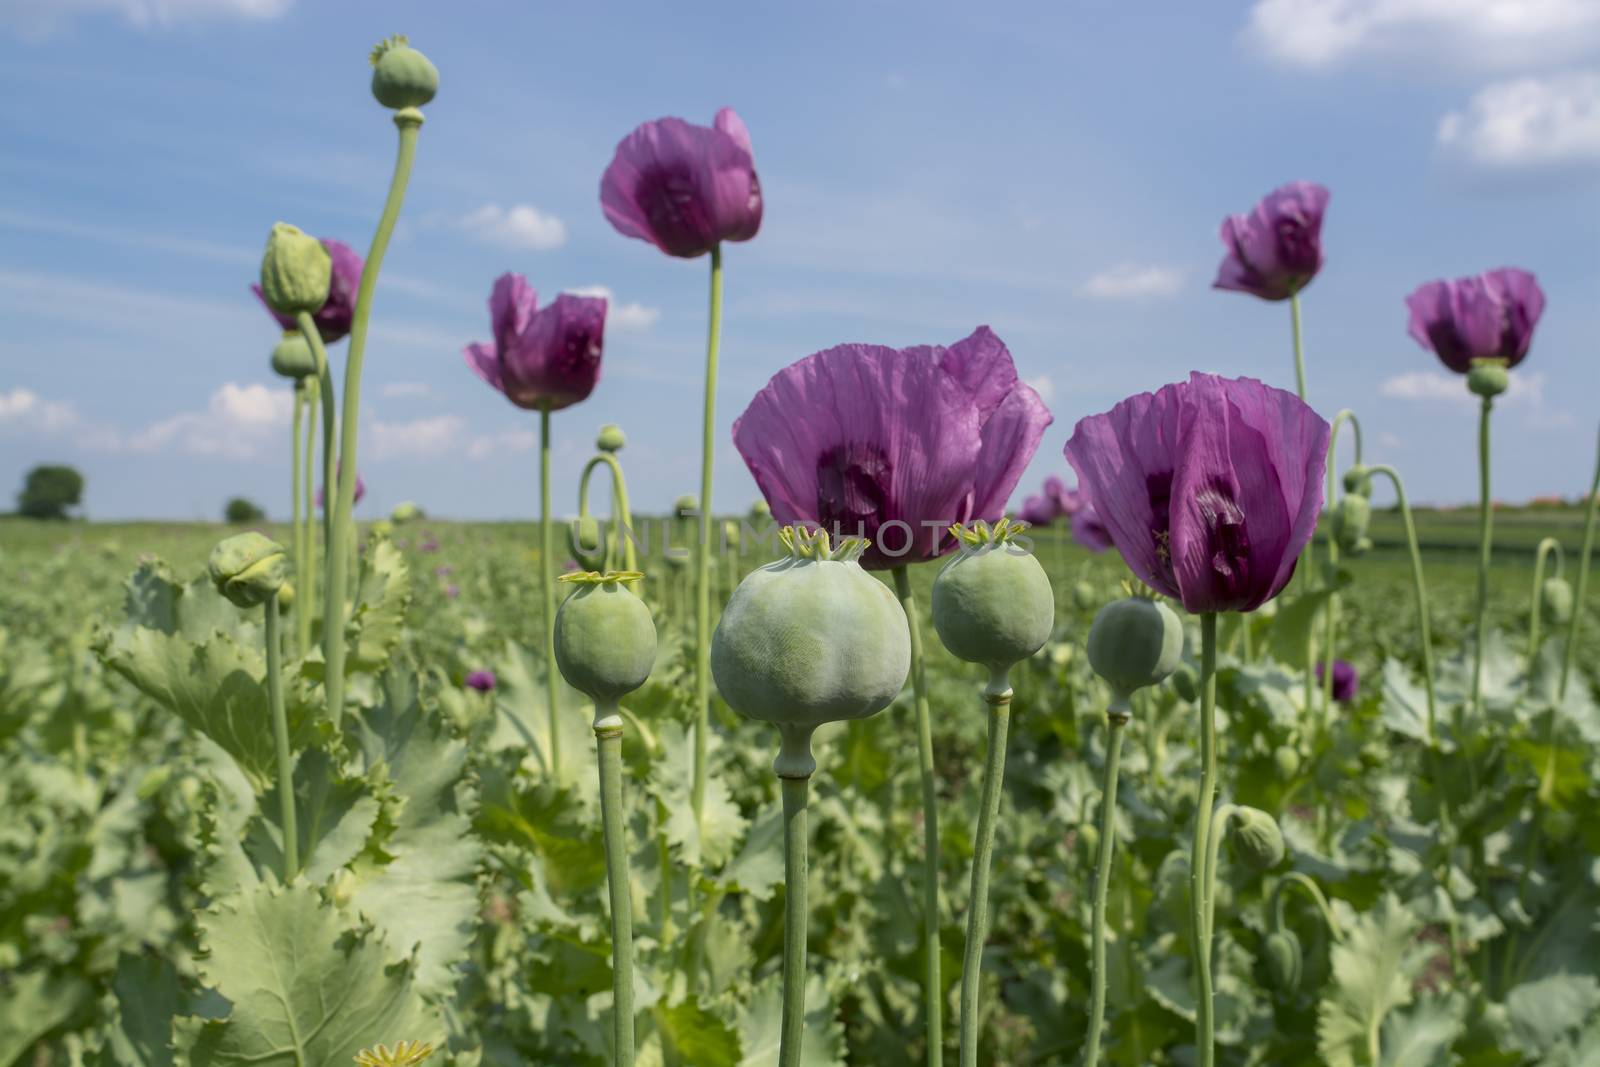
958, 673, 1012, 1067
893, 564, 943, 1067
289, 384, 305, 654
1470, 395, 1495, 724
264, 593, 297, 879
1321, 410, 1362, 720
1271, 871, 1341, 941
1082, 708, 1127, 1067
595, 704, 634, 1067
325, 107, 421, 729
691, 244, 724, 826
1190, 613, 1219, 1067
1529, 537, 1563, 661
1558, 426, 1600, 702
298, 378, 318, 655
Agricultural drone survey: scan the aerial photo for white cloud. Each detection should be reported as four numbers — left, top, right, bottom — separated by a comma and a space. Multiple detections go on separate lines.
1380, 368, 1548, 409
460, 204, 567, 251
0, 386, 76, 431
467, 429, 537, 461
1437, 71, 1600, 168
565, 285, 661, 332
1080, 264, 1184, 300
380, 382, 432, 399
370, 414, 465, 460
127, 381, 292, 459
1025, 375, 1055, 402
1244, 0, 1600, 70
3, 0, 291, 39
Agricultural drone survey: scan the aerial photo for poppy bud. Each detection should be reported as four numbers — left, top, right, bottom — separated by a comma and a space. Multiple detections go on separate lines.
258, 223, 331, 317
1229, 807, 1286, 871
931, 518, 1054, 677
596, 424, 627, 453
275, 580, 295, 613
1542, 576, 1574, 626
391, 501, 422, 524
1273, 744, 1301, 779
1087, 596, 1184, 712
1467, 359, 1510, 399
568, 515, 606, 572
1332, 494, 1371, 555
554, 572, 657, 717
369, 35, 438, 111
1172, 660, 1200, 703
208, 532, 289, 610
270, 330, 317, 379
1078, 823, 1100, 864
1073, 580, 1098, 612
1263, 929, 1303, 991
749, 500, 771, 520
674, 494, 699, 521
1343, 465, 1372, 498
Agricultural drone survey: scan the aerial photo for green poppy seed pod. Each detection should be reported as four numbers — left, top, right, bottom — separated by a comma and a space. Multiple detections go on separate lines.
208, 532, 289, 610
712, 527, 910, 778
1542, 576, 1574, 626
1229, 807, 1286, 871
596, 424, 627, 453
931, 519, 1054, 683
1467, 358, 1510, 399
749, 499, 771, 520
568, 514, 606, 572
1273, 744, 1301, 779
1078, 823, 1100, 864
723, 519, 742, 549
258, 223, 331, 317
1073, 579, 1098, 612
1087, 597, 1184, 713
391, 501, 422, 524
1343, 465, 1373, 499
1332, 494, 1371, 554
554, 572, 657, 726
1263, 929, 1303, 991
369, 35, 437, 111
1172, 660, 1200, 703
270, 330, 317, 379
674, 494, 699, 520
370, 519, 393, 539
276, 580, 295, 613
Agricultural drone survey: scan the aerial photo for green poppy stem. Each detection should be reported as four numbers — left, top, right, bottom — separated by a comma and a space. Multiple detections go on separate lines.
264, 592, 297, 879
1557, 427, 1600, 703
1321, 410, 1362, 720
298, 379, 318, 655
957, 676, 1013, 1067
296, 315, 337, 672
1470, 395, 1495, 722
595, 708, 634, 1067
1289, 292, 1308, 401
1190, 612, 1218, 1067
1528, 537, 1562, 661
690, 244, 724, 825
290, 385, 304, 654
540, 405, 561, 777
1081, 708, 1127, 1067
1287, 295, 1319, 726
325, 107, 421, 729
778, 770, 811, 1067
1271, 871, 1342, 941
892, 564, 943, 1067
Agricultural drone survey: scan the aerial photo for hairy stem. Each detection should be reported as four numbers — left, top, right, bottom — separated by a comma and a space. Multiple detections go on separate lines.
779, 774, 810, 1067
264, 594, 297, 878
596, 713, 634, 1067
1190, 613, 1218, 1067
540, 406, 561, 777
691, 244, 724, 824
1082, 710, 1127, 1067
958, 679, 1013, 1067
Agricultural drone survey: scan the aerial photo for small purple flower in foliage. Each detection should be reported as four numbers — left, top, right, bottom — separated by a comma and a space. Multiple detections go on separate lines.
464, 273, 605, 411
253, 238, 363, 343
733, 326, 1053, 570
444, 583, 460, 599
466, 669, 496, 692
1019, 494, 1058, 527
1405, 268, 1545, 374
601, 108, 762, 259
1213, 181, 1330, 302
316, 467, 365, 510
1065, 373, 1329, 614
1316, 659, 1359, 703
1045, 475, 1083, 517
1072, 503, 1114, 553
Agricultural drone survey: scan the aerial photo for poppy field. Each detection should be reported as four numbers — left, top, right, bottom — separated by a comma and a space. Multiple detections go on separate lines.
5, 31, 1600, 1067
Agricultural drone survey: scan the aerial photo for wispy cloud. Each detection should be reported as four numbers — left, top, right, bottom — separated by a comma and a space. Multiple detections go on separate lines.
126, 381, 293, 459
0, 209, 254, 264
1025, 374, 1055, 403
1379, 370, 1568, 426
564, 285, 661, 332
3, 0, 292, 41
467, 428, 536, 461
379, 382, 432, 400
1080, 264, 1184, 300
1244, 0, 1600, 71
1438, 71, 1600, 170
370, 414, 467, 460
459, 203, 567, 251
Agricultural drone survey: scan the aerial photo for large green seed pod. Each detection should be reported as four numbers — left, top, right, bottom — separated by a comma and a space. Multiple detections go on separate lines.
554, 572, 656, 717
270, 330, 317, 379
370, 35, 438, 111
1229, 806, 1286, 871
932, 518, 1054, 680
1263, 929, 1303, 992
258, 223, 331, 316
1087, 596, 1184, 711
1467, 358, 1510, 399
1542, 576, 1574, 626
208, 532, 289, 609
712, 527, 910, 775
391, 501, 422, 524
1331, 493, 1371, 555
596, 424, 627, 453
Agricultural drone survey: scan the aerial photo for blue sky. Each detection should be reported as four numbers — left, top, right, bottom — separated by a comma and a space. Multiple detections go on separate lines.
2, 0, 1598, 521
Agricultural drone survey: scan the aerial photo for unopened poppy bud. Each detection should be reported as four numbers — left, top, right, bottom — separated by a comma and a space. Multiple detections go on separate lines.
674, 494, 698, 521
1273, 744, 1300, 779
208, 532, 289, 609
932, 518, 1054, 678
1343, 465, 1372, 498
276, 580, 295, 613
258, 223, 331, 317
1172, 660, 1200, 703
369, 35, 437, 111
1542, 576, 1574, 625
370, 519, 393, 539
1332, 494, 1371, 554
1073, 580, 1098, 612
749, 499, 771, 520
1078, 823, 1100, 863
391, 501, 422, 524
723, 519, 742, 549
554, 572, 656, 717
568, 515, 606, 572
1229, 807, 1286, 871
596, 424, 627, 453
1087, 596, 1184, 713
270, 330, 317, 379
1467, 358, 1510, 399
1263, 929, 1303, 991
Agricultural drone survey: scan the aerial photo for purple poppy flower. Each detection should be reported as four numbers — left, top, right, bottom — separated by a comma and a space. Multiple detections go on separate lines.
1212, 181, 1330, 302
733, 326, 1053, 570
1315, 659, 1359, 703
466, 669, 496, 692
444, 583, 460, 599
600, 108, 763, 259
1064, 373, 1329, 614
1019, 493, 1059, 527
252, 237, 363, 343
1044, 475, 1083, 517
316, 466, 365, 510
1405, 267, 1545, 374
1071, 503, 1114, 553
465, 273, 605, 412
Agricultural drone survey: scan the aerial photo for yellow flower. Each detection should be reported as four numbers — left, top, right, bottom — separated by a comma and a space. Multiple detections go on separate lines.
353, 1040, 435, 1067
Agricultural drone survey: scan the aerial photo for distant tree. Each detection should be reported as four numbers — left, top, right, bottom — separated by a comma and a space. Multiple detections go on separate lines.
17, 464, 84, 519
225, 497, 266, 524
